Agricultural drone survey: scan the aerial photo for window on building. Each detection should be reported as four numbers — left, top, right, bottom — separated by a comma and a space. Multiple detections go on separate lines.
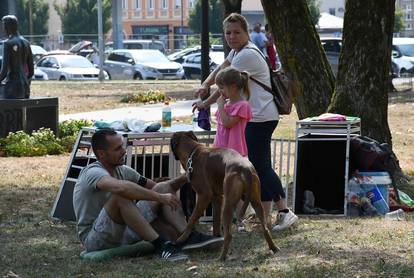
135, 0, 141, 10
189, 0, 195, 9
148, 0, 154, 10
407, 4, 412, 11
406, 13, 412, 20
329, 8, 335, 16
407, 23, 412, 30
162, 0, 168, 9
175, 0, 181, 9
122, 0, 127, 9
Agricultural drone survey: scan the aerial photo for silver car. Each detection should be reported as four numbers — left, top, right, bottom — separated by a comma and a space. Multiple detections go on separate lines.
36, 54, 106, 81
104, 49, 184, 80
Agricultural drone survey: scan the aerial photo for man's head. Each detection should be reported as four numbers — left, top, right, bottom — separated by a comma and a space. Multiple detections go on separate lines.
253, 23, 261, 33
2, 15, 18, 35
91, 129, 126, 166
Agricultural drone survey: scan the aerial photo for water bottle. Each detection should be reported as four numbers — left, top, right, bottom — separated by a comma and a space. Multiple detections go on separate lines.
385, 208, 405, 221
161, 100, 171, 130
192, 110, 199, 130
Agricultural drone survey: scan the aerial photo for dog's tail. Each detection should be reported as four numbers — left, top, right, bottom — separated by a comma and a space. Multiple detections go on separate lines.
238, 169, 255, 220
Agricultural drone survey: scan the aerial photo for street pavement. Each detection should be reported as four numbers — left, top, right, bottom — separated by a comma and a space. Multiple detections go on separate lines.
60, 99, 217, 123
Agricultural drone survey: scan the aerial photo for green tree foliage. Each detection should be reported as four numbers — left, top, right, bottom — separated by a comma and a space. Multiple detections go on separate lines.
16, 0, 49, 35
307, 0, 321, 26
188, 0, 224, 34
55, 0, 111, 34
394, 7, 404, 33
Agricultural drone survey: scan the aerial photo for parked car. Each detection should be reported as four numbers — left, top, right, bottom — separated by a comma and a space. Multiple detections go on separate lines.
103, 49, 184, 80
392, 37, 414, 76
320, 37, 342, 76
36, 54, 106, 81
105, 40, 166, 54
168, 46, 201, 64
168, 45, 224, 64
182, 51, 225, 79
30, 44, 47, 63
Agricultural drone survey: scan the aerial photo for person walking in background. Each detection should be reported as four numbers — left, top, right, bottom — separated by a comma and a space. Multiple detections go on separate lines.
265, 24, 277, 70
193, 13, 298, 232
250, 23, 268, 55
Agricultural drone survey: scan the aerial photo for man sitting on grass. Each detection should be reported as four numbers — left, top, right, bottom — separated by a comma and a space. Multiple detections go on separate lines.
73, 128, 223, 262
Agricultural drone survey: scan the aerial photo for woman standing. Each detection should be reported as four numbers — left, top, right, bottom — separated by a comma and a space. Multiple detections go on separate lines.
193, 13, 298, 231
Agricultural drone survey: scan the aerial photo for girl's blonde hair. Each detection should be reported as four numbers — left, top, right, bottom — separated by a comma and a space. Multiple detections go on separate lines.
215, 67, 250, 100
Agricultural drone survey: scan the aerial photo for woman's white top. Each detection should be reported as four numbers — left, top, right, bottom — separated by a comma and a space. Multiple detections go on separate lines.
227, 41, 279, 122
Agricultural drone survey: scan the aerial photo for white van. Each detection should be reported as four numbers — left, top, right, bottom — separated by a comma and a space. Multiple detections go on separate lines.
392, 37, 414, 76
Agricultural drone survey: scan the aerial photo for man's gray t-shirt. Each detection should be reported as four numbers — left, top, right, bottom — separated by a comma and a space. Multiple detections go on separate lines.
73, 161, 141, 243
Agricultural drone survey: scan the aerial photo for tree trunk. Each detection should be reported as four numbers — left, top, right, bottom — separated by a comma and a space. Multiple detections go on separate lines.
261, 0, 335, 119
328, 0, 394, 145
328, 0, 408, 187
222, 0, 242, 55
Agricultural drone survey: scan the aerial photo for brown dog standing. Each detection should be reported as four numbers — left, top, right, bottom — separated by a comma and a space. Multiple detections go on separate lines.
170, 131, 279, 260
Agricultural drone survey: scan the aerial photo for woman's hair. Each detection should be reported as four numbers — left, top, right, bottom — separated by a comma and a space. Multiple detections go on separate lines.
223, 13, 249, 35
216, 67, 250, 100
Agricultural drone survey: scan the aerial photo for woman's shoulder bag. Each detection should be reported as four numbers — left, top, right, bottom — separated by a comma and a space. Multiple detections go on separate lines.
246, 46, 296, 115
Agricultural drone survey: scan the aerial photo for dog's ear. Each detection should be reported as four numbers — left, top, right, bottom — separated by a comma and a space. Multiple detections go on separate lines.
187, 131, 198, 142
170, 133, 180, 160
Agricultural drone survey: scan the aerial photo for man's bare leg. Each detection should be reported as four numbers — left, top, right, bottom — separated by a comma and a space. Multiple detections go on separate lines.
104, 194, 159, 241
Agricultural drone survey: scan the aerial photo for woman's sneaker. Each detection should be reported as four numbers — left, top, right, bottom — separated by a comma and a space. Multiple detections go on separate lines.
158, 241, 188, 262
272, 209, 298, 232
182, 230, 224, 251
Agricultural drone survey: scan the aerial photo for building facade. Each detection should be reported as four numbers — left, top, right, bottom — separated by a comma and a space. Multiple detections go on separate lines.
121, 0, 196, 51
397, 0, 414, 37
318, 0, 345, 18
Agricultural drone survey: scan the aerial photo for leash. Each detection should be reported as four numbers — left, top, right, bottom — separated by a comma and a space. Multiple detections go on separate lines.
186, 147, 198, 181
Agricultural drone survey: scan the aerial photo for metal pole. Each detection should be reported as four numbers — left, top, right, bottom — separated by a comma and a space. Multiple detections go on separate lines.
98, 0, 104, 81
28, 0, 33, 42
201, 0, 209, 82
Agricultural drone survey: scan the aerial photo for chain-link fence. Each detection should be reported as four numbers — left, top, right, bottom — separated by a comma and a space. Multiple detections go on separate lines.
24, 33, 224, 54
392, 73, 413, 92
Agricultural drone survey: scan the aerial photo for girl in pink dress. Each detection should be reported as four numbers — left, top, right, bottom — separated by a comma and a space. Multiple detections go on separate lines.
213, 67, 253, 231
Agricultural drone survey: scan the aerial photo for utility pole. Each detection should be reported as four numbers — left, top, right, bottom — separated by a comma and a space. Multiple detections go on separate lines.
28, 0, 33, 42
98, 0, 104, 81
201, 0, 209, 82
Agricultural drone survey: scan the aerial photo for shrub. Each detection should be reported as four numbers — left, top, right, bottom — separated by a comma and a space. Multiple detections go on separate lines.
121, 89, 166, 104
59, 119, 93, 138
1, 129, 61, 157
58, 119, 93, 152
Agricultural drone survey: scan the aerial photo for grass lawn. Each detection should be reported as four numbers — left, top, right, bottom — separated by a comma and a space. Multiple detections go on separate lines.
1, 81, 413, 277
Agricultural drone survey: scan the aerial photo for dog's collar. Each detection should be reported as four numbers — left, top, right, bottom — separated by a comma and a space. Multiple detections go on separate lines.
186, 147, 198, 181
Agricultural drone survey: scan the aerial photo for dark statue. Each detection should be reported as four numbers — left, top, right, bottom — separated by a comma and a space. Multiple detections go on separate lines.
0, 15, 34, 99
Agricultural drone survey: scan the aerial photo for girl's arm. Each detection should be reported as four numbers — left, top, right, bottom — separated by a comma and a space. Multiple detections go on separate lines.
217, 96, 240, 128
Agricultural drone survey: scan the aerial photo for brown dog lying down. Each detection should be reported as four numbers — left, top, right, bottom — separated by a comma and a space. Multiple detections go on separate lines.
170, 131, 280, 260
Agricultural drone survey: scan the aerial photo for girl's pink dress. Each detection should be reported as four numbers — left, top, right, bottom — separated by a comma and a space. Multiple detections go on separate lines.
213, 100, 252, 156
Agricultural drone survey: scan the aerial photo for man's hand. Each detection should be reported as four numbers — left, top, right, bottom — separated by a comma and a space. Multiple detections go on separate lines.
158, 193, 181, 210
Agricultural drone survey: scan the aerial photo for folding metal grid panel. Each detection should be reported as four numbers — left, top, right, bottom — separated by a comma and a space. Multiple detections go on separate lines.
51, 126, 297, 222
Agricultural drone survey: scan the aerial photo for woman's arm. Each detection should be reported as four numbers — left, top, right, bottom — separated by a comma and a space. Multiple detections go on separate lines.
195, 59, 231, 99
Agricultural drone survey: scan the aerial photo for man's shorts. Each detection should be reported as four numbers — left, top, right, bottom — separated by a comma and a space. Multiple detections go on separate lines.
83, 201, 157, 252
